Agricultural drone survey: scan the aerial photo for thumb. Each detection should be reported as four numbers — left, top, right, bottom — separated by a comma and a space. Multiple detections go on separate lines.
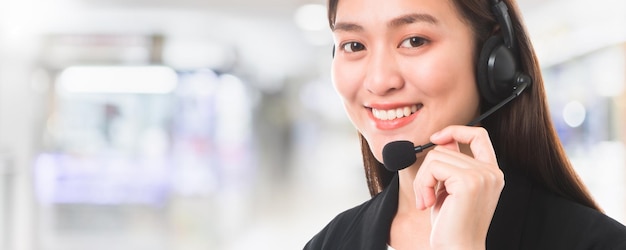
430, 130, 460, 152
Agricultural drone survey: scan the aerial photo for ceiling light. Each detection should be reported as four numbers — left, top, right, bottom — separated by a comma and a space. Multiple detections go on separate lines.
57, 65, 177, 94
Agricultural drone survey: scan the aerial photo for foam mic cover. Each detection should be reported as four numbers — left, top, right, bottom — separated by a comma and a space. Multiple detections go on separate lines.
382, 140, 417, 171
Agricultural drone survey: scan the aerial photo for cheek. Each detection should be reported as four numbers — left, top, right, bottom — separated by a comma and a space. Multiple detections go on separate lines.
331, 60, 362, 105
402, 52, 481, 127
409, 51, 477, 101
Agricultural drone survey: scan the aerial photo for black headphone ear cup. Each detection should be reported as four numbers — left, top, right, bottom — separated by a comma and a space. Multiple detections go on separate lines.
477, 35, 506, 104
477, 35, 520, 105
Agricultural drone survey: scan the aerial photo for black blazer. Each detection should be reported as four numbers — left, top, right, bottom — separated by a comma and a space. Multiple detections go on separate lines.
304, 167, 626, 249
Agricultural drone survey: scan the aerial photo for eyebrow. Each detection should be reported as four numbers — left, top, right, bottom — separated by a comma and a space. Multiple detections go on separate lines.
332, 13, 438, 32
332, 22, 363, 32
388, 13, 438, 28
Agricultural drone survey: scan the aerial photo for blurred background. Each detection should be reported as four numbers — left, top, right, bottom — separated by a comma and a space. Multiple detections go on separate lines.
0, 0, 624, 249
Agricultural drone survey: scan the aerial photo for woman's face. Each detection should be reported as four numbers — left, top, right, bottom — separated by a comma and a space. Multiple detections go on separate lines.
332, 0, 481, 162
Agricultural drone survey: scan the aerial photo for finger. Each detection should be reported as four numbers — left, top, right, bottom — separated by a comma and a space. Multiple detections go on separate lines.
428, 145, 480, 170
416, 159, 502, 208
436, 138, 460, 152
414, 159, 457, 209
433, 181, 448, 211
414, 168, 437, 209
430, 126, 497, 164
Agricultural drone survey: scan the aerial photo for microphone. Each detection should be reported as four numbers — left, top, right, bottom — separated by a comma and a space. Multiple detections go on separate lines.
382, 79, 530, 171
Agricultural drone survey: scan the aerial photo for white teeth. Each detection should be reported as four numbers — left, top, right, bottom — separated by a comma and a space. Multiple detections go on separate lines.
403, 106, 411, 117
372, 104, 420, 120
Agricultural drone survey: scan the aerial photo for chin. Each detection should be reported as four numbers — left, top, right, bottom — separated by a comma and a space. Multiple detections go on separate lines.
369, 143, 386, 164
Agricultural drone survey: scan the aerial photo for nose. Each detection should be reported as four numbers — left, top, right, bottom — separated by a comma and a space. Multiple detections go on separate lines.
364, 48, 404, 96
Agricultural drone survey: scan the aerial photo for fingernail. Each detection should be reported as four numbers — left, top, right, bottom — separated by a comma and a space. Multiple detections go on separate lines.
431, 131, 441, 140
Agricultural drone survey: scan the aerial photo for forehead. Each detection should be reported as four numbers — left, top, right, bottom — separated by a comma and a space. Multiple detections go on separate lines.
333, 0, 464, 29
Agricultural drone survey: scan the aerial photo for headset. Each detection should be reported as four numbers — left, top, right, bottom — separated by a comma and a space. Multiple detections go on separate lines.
476, 0, 531, 105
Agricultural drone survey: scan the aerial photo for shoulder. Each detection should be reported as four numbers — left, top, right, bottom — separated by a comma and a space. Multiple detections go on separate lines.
491, 167, 626, 249
524, 185, 626, 249
304, 175, 398, 250
304, 174, 400, 250
303, 197, 377, 249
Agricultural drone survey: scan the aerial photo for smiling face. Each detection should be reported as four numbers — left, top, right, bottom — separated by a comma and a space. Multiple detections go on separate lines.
331, 0, 481, 163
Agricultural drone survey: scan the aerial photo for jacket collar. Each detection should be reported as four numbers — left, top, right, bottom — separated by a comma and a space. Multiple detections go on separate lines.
487, 166, 534, 249
358, 167, 533, 249
359, 174, 399, 248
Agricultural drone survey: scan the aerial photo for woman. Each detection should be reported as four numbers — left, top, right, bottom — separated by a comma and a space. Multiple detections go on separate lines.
304, 0, 626, 249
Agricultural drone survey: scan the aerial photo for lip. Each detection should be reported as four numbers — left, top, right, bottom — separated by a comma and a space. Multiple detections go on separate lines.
367, 103, 420, 130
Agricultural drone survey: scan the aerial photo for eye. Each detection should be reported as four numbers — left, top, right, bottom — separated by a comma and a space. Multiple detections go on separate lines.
341, 42, 366, 53
399, 37, 428, 48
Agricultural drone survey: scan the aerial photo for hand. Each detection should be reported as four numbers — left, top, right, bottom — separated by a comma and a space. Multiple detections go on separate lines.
414, 125, 504, 249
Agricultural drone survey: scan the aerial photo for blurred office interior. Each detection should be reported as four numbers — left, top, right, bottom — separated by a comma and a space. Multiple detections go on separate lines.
0, 0, 625, 249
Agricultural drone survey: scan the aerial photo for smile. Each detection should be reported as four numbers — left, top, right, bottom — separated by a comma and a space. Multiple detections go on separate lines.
372, 104, 422, 121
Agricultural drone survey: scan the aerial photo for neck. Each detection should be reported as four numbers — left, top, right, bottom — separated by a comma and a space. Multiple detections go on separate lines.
392, 162, 433, 249
397, 159, 423, 214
